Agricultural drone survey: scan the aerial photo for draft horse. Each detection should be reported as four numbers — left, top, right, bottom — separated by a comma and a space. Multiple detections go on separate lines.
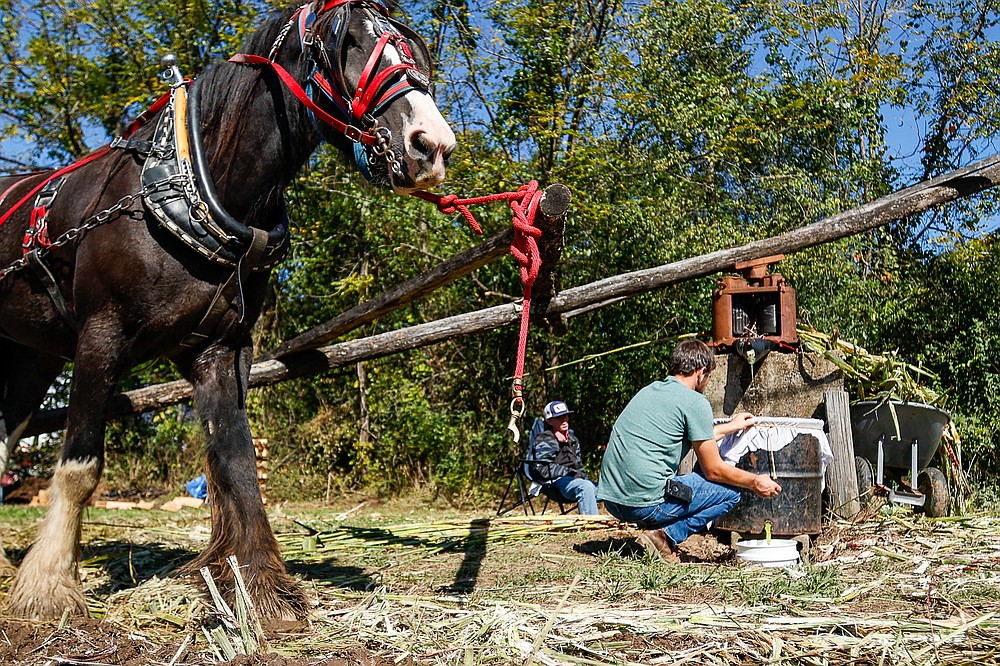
0, 0, 454, 620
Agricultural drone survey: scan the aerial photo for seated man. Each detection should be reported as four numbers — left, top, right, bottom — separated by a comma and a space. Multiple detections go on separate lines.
528, 401, 599, 515
597, 339, 782, 561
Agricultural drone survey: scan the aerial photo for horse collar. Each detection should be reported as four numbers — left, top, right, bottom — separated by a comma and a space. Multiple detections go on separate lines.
140, 81, 289, 271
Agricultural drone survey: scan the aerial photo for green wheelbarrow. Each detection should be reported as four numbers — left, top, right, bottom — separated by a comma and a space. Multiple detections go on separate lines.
850, 400, 951, 517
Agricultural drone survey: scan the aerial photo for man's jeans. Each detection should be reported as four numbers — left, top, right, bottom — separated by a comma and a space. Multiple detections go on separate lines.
603, 472, 740, 545
548, 476, 600, 515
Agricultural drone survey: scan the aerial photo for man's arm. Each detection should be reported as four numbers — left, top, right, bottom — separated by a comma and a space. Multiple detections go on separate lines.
691, 437, 782, 498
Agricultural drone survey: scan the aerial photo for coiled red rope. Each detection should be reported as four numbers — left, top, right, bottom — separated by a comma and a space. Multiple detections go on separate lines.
411, 181, 543, 412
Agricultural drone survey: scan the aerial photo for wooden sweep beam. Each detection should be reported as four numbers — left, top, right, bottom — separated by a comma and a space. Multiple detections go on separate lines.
22, 154, 1000, 435
259, 227, 512, 361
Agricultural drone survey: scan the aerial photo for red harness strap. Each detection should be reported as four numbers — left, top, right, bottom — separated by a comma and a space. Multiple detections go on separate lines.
0, 148, 109, 230
230, 0, 428, 147
350, 32, 415, 121
229, 53, 379, 146
318, 0, 383, 13
23, 199, 53, 255
0, 88, 173, 232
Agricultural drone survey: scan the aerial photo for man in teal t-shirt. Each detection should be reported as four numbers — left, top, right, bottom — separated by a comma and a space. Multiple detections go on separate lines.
598, 339, 782, 561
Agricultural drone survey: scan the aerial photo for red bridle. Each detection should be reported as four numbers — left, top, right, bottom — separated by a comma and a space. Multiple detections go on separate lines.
229, 0, 432, 147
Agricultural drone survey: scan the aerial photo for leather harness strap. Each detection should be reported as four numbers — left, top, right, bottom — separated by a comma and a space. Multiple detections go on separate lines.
174, 227, 270, 352
24, 250, 77, 330
20, 177, 80, 331
229, 53, 379, 146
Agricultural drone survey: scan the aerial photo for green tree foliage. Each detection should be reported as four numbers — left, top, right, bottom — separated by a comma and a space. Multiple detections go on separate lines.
2, 0, 998, 497
0, 0, 266, 166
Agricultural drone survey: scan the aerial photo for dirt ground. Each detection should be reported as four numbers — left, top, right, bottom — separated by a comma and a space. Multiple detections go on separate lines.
2, 493, 998, 665
0, 619, 390, 665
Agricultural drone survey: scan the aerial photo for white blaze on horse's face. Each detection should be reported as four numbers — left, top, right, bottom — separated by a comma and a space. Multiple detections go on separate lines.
363, 18, 456, 194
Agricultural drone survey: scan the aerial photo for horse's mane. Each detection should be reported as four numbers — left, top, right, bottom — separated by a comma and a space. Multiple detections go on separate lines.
190, 6, 304, 205
199, 6, 300, 128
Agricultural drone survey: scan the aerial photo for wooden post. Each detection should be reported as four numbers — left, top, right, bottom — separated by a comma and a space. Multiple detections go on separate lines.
532, 184, 571, 336
823, 390, 860, 519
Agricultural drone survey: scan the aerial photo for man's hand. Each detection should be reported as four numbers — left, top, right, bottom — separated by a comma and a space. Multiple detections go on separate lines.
751, 474, 782, 499
729, 412, 755, 430
714, 412, 755, 438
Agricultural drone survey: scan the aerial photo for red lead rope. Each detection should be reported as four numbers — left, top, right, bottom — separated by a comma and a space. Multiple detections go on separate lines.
411, 181, 543, 421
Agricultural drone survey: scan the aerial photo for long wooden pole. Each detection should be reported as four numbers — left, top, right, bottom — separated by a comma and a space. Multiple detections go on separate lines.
549, 153, 1000, 308
23, 155, 1000, 435
259, 228, 513, 361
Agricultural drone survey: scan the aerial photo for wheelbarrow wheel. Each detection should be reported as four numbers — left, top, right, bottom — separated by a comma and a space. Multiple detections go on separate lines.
855, 456, 875, 506
917, 467, 949, 518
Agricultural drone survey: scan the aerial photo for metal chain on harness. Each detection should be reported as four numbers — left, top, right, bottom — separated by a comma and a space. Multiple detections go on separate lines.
0, 176, 189, 281
372, 125, 403, 178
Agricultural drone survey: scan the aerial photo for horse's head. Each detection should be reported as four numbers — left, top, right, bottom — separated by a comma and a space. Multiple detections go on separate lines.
300, 0, 455, 193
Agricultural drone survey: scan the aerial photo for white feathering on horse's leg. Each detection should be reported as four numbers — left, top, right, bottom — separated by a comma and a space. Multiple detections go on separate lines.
5, 457, 100, 619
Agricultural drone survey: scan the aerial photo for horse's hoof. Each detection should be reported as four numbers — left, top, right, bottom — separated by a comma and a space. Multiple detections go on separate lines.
249, 576, 310, 622
5, 573, 89, 620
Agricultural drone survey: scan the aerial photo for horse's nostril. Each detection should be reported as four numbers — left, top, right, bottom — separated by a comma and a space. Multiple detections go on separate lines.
410, 131, 431, 157
406, 126, 455, 182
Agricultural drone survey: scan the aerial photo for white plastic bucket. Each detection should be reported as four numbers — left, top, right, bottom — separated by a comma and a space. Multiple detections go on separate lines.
735, 539, 800, 567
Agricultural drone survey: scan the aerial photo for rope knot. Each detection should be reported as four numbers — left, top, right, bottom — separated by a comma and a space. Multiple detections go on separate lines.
436, 194, 459, 215
410, 180, 545, 401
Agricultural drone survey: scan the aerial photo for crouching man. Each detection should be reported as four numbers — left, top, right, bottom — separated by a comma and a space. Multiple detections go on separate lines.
597, 339, 782, 561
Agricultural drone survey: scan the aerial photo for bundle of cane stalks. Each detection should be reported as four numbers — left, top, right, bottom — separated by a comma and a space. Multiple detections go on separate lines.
796, 324, 944, 406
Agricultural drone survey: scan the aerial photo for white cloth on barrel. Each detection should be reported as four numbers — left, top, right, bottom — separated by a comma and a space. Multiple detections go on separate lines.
716, 417, 834, 489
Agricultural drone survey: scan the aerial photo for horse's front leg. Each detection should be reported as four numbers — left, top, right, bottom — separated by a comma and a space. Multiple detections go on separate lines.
5, 320, 123, 619
182, 340, 307, 621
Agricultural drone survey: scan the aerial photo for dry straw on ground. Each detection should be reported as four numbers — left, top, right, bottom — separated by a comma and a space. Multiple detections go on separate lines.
4, 505, 996, 665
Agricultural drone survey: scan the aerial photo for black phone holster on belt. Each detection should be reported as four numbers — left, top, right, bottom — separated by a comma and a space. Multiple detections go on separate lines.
664, 478, 693, 504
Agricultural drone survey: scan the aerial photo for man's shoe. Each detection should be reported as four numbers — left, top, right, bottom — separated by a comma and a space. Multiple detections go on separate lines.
636, 528, 681, 563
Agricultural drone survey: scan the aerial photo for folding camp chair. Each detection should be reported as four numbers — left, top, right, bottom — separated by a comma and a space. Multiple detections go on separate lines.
496, 418, 579, 516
